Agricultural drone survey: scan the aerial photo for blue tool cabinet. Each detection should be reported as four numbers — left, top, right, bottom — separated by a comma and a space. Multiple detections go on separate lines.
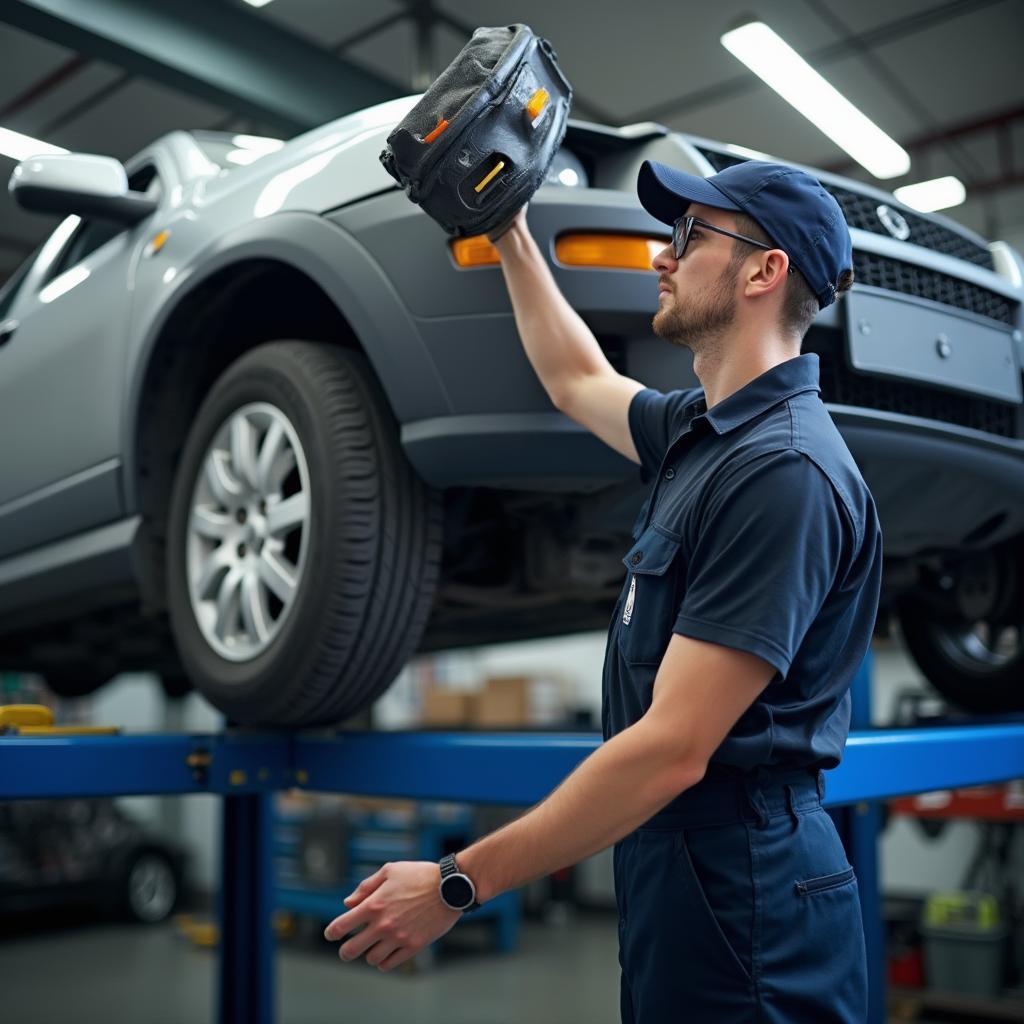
272, 797, 521, 961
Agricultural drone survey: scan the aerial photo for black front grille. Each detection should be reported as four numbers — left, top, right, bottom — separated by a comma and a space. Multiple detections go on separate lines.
824, 186, 993, 270
817, 350, 1019, 439
853, 252, 1015, 325
696, 149, 747, 173
694, 147, 995, 269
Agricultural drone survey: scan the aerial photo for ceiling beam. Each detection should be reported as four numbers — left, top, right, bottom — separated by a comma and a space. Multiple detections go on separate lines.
0, 54, 89, 121
623, 0, 1004, 126
1, 0, 402, 135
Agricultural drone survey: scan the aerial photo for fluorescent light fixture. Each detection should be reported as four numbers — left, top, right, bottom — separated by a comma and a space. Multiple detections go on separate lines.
893, 175, 966, 213
721, 21, 911, 179
240, 0, 275, 6
0, 127, 68, 161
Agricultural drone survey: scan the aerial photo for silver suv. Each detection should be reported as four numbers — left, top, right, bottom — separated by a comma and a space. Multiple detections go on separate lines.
2, 96, 1021, 724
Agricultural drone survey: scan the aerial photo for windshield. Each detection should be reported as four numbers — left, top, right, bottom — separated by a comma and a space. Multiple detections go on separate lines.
189, 131, 286, 171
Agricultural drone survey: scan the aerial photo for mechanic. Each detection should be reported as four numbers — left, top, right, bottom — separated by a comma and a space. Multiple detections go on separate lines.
324, 158, 883, 1022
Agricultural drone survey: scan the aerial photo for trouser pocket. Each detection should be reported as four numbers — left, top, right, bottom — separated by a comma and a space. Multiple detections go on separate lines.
756, 808, 867, 1024
676, 826, 755, 984
796, 866, 856, 896
617, 828, 758, 1023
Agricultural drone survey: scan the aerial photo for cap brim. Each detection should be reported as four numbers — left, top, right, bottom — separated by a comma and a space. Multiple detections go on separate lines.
637, 160, 741, 225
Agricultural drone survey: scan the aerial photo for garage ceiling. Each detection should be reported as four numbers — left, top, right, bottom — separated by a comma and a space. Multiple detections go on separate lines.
1, 0, 1022, 284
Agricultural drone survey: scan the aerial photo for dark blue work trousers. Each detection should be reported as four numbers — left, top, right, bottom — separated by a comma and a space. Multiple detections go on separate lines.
613, 769, 867, 1023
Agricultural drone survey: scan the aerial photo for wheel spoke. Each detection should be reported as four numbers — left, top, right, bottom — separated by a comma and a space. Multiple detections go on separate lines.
994, 624, 1020, 657
204, 449, 243, 507
255, 419, 286, 494
265, 446, 297, 496
187, 402, 309, 661
257, 548, 297, 604
214, 565, 245, 641
239, 570, 271, 645
194, 547, 233, 602
266, 492, 308, 536
191, 505, 232, 541
230, 415, 259, 492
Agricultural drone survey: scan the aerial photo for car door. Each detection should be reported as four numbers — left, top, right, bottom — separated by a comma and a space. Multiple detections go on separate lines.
0, 160, 165, 559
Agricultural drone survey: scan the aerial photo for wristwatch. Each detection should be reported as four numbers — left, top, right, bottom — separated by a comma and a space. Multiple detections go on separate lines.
438, 853, 481, 912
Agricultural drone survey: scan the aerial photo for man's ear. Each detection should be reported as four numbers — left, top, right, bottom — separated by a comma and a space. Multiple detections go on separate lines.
743, 251, 789, 300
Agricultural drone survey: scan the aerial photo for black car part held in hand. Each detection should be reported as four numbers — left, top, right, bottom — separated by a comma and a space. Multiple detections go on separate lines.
379, 24, 572, 240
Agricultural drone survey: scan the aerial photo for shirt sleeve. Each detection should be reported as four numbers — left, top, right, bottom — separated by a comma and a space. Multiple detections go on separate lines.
628, 386, 704, 482
673, 448, 847, 679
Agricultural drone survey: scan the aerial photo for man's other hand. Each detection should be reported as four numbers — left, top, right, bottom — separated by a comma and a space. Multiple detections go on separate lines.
323, 861, 461, 972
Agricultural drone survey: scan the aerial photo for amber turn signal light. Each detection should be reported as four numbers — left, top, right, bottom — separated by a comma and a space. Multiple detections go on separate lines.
451, 232, 670, 270
555, 234, 667, 270
450, 235, 501, 267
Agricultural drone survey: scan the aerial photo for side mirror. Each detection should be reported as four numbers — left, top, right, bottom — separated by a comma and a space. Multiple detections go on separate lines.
8, 153, 157, 226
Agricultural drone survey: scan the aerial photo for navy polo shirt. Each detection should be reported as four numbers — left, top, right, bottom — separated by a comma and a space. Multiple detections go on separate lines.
601, 353, 882, 772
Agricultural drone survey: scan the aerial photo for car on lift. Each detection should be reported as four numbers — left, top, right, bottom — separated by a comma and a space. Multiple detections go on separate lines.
1, 95, 1022, 723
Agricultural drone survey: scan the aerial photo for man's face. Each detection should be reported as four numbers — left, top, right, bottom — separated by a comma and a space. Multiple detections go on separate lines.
650, 204, 742, 351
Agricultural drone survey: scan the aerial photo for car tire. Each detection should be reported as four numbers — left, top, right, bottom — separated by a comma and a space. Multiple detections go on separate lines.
165, 341, 441, 727
897, 600, 1024, 713
122, 848, 179, 924
42, 668, 115, 698
159, 669, 193, 699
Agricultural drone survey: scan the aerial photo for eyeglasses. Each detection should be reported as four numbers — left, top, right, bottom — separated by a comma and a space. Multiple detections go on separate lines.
672, 215, 793, 274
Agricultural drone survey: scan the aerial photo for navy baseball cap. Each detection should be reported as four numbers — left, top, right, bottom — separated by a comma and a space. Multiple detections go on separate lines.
637, 159, 852, 309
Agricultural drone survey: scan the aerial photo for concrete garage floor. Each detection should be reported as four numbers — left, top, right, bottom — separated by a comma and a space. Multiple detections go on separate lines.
0, 906, 955, 1023
0, 908, 623, 1024
0, 908, 954, 1024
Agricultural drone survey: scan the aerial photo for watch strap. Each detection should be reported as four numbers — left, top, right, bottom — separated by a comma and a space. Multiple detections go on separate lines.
439, 853, 481, 912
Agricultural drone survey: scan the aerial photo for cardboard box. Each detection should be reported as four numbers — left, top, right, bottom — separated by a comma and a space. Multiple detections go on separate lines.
421, 686, 473, 726
470, 676, 531, 727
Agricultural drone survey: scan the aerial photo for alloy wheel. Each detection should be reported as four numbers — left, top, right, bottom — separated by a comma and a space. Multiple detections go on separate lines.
186, 402, 311, 662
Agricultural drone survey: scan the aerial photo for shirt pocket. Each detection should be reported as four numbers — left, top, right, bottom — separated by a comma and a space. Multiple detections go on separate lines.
618, 523, 684, 666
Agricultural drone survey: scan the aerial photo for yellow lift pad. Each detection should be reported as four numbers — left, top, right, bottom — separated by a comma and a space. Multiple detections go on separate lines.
0, 704, 120, 736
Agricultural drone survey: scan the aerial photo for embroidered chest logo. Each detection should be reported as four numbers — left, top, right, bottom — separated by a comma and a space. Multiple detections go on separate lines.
623, 575, 636, 625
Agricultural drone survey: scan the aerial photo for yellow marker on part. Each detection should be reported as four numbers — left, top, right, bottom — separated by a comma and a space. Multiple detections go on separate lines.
474, 160, 505, 194
526, 88, 550, 122
148, 229, 170, 255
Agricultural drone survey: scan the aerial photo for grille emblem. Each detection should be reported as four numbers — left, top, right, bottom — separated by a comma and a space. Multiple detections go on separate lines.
877, 204, 910, 241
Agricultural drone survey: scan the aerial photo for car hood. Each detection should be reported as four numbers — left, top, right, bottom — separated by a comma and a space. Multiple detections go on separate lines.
192, 93, 423, 218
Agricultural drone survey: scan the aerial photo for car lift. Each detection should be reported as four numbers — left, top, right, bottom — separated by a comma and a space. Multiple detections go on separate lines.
3, 651, 1024, 1024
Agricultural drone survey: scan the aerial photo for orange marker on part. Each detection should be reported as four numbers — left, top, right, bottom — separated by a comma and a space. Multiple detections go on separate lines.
424, 118, 449, 144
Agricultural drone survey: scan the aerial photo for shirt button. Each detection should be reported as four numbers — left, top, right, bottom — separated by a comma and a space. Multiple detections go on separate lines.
664, 467, 675, 480
630, 551, 643, 566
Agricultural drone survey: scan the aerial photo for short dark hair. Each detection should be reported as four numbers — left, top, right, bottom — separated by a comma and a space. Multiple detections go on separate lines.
729, 212, 854, 339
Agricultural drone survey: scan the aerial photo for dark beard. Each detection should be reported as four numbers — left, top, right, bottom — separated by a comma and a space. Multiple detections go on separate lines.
652, 266, 737, 349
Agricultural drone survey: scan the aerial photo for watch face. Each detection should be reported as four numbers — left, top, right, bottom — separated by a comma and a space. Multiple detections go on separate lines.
441, 874, 473, 908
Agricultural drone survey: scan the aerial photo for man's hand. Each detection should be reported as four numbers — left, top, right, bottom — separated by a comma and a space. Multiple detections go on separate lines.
488, 202, 529, 245
323, 861, 461, 972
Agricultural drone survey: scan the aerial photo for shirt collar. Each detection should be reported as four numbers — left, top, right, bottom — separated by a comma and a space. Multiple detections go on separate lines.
694, 353, 821, 436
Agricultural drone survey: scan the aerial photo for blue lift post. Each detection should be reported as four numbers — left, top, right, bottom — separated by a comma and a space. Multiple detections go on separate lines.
831, 649, 886, 1024
219, 792, 275, 1024
4, 654, 1024, 1024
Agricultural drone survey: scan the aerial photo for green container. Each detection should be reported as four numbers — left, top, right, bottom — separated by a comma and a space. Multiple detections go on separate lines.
921, 891, 1006, 998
